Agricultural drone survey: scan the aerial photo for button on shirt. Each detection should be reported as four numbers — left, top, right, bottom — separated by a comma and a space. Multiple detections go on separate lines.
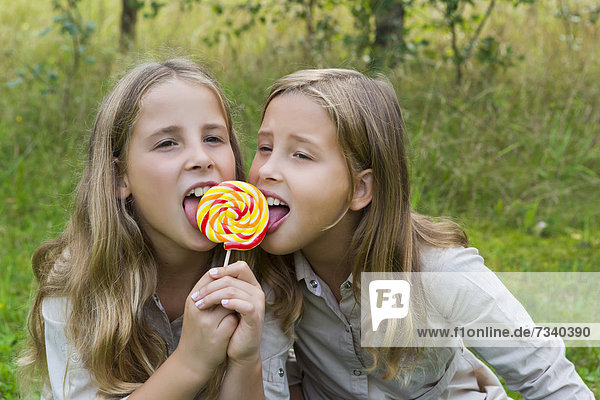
277, 247, 594, 400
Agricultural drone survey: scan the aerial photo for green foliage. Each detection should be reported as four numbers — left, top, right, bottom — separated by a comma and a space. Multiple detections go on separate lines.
554, 1, 600, 50
136, 0, 538, 81
143, 1, 166, 18
50, 0, 97, 65
5, 0, 97, 127
119, 0, 166, 18
475, 36, 521, 68
424, 0, 529, 84
6, 64, 59, 94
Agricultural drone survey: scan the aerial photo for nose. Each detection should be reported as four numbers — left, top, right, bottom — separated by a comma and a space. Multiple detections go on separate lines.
185, 142, 214, 171
250, 153, 282, 184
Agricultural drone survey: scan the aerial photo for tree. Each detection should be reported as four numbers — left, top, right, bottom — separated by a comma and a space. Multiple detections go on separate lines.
119, 1, 165, 52
433, 0, 497, 85
120, 0, 141, 51
370, 0, 410, 67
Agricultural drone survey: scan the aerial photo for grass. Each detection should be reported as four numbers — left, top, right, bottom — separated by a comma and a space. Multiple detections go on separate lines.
1, 0, 599, 398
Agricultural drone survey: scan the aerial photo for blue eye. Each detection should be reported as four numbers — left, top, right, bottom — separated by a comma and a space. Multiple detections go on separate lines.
258, 145, 272, 153
156, 139, 177, 148
204, 135, 225, 143
293, 152, 312, 160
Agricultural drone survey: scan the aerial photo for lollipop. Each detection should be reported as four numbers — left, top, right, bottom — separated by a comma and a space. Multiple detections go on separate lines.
196, 181, 269, 265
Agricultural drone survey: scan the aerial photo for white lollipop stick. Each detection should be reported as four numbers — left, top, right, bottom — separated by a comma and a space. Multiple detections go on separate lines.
223, 249, 231, 267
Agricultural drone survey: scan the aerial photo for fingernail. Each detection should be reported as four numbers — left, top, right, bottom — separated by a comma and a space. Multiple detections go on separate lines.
221, 299, 229, 305
209, 268, 218, 276
195, 299, 204, 307
191, 291, 200, 301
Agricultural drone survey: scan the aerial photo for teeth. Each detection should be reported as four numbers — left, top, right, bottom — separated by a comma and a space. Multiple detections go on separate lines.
266, 196, 287, 207
187, 186, 211, 198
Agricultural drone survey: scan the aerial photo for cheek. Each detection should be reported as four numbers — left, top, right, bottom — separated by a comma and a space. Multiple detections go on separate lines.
222, 148, 238, 180
247, 161, 261, 184
300, 177, 350, 221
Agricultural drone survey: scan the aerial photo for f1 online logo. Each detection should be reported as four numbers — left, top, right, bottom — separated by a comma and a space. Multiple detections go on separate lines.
369, 280, 411, 331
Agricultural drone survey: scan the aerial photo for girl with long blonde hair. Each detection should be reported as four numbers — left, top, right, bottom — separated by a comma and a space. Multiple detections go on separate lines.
233, 69, 592, 399
20, 58, 266, 399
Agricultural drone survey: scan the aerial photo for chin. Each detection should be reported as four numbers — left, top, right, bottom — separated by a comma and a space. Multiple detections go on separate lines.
260, 236, 298, 256
188, 236, 218, 252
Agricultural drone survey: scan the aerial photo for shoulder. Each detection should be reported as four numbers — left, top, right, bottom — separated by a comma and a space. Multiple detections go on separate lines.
417, 246, 535, 326
42, 296, 71, 325
418, 245, 499, 300
260, 281, 276, 303
419, 245, 486, 273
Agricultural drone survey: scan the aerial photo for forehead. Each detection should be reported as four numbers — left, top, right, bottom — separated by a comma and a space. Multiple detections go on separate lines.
259, 94, 348, 161
262, 93, 334, 133
137, 80, 225, 119
129, 80, 227, 143
141, 78, 215, 104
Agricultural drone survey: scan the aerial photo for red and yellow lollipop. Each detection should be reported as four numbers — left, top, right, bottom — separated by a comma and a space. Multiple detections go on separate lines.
196, 181, 269, 265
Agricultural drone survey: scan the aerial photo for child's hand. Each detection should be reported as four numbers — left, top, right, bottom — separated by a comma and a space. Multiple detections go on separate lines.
174, 274, 239, 377
193, 261, 265, 366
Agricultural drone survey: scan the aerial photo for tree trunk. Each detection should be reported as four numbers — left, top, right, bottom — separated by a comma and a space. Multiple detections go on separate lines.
303, 0, 316, 61
371, 0, 406, 67
120, 0, 138, 52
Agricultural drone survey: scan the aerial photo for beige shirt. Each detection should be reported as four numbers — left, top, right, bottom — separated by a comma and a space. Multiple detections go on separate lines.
42, 291, 291, 399
264, 247, 593, 400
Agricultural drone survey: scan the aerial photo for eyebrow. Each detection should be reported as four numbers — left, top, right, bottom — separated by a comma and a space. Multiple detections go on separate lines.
148, 123, 227, 138
202, 123, 228, 133
257, 130, 316, 145
148, 125, 180, 139
257, 130, 272, 139
288, 132, 317, 145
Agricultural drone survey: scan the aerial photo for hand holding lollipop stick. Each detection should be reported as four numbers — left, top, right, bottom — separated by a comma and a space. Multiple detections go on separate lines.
193, 182, 267, 370
196, 181, 269, 266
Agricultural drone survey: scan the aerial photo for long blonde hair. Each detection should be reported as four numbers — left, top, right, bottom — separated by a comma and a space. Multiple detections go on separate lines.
255, 69, 468, 380
19, 58, 245, 398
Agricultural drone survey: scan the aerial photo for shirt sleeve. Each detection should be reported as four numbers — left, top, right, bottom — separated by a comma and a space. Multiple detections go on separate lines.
421, 246, 594, 400
42, 297, 130, 400
285, 348, 302, 387
260, 283, 295, 400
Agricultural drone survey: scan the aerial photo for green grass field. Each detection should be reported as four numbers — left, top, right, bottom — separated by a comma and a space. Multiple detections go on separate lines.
1, 0, 599, 398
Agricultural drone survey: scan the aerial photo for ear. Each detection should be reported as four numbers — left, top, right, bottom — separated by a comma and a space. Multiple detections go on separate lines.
350, 169, 373, 211
115, 159, 131, 199
118, 174, 131, 199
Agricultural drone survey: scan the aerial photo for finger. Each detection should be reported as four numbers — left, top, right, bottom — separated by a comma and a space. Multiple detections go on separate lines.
189, 263, 252, 303
216, 313, 239, 337
188, 268, 224, 301
207, 261, 259, 286
221, 298, 264, 333
192, 301, 234, 319
195, 275, 261, 301
194, 286, 257, 310
220, 298, 261, 317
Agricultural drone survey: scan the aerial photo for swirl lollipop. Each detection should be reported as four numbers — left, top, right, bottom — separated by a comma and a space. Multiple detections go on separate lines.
196, 181, 269, 265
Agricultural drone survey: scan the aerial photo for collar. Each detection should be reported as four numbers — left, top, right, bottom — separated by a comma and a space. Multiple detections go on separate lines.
294, 251, 322, 296
293, 251, 314, 282
293, 251, 354, 297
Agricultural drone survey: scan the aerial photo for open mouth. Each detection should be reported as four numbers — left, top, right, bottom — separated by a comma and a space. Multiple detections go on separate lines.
183, 186, 212, 228
265, 196, 290, 233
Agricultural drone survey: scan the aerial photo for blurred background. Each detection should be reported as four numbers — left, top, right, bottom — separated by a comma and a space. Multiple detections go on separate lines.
1, 0, 598, 398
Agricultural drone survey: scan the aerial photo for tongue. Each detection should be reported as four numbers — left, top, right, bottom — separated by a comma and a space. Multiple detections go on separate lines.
268, 206, 289, 229
183, 197, 201, 229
